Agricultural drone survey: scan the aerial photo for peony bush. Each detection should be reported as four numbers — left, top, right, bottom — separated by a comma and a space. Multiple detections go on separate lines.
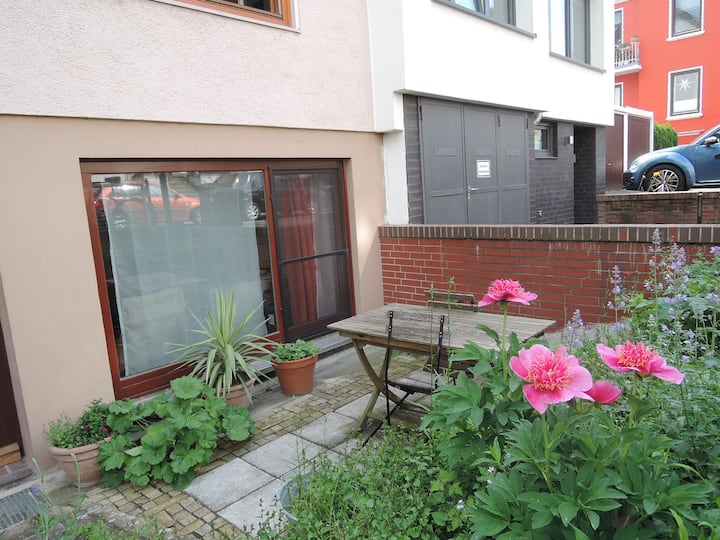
422, 268, 719, 538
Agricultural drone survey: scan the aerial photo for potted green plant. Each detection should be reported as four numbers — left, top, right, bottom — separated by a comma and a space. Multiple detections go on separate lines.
272, 339, 320, 396
171, 289, 275, 406
45, 399, 111, 487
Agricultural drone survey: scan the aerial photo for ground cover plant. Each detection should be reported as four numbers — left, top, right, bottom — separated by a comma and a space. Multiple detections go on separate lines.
260, 230, 719, 539
97, 376, 255, 490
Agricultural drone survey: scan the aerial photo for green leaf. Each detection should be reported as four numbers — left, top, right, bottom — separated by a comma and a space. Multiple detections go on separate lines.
530, 510, 553, 529
141, 444, 167, 466
642, 498, 658, 515
584, 509, 600, 530
571, 524, 592, 540
558, 501, 578, 526
170, 376, 206, 400
222, 406, 255, 441
469, 510, 507, 537
124, 445, 143, 457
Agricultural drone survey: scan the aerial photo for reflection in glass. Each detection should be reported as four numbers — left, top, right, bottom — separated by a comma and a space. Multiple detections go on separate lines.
672, 0, 701, 36
93, 170, 275, 377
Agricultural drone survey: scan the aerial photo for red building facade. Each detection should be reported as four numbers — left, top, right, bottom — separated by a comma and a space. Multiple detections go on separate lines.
614, 0, 719, 144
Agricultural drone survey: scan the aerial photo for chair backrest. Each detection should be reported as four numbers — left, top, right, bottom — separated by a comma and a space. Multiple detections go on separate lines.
386, 309, 446, 370
425, 290, 478, 312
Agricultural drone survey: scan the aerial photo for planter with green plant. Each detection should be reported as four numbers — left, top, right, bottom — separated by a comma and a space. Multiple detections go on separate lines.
171, 289, 275, 406
271, 339, 320, 396
45, 399, 111, 487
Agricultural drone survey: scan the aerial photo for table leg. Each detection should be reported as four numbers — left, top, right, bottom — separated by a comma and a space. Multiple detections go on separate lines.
352, 340, 404, 428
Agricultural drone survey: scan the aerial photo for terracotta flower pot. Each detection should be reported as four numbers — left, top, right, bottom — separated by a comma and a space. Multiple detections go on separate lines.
226, 382, 253, 407
49, 441, 104, 487
272, 355, 318, 397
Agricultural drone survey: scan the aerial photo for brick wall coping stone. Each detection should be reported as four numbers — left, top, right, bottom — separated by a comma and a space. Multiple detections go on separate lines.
380, 224, 720, 244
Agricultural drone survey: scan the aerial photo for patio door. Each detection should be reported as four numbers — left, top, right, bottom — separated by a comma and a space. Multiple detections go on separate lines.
271, 167, 352, 340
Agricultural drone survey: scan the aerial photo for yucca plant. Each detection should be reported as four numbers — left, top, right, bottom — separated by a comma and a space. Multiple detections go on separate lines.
171, 289, 275, 401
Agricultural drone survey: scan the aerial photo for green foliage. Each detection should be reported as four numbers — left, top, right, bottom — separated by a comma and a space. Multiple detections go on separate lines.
654, 122, 679, 150
97, 376, 255, 490
45, 399, 111, 448
170, 289, 275, 400
272, 339, 319, 362
279, 428, 469, 539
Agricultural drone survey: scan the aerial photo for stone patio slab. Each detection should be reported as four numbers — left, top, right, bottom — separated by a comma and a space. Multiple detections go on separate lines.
242, 433, 325, 477
219, 477, 284, 533
293, 411, 359, 448
184, 458, 273, 512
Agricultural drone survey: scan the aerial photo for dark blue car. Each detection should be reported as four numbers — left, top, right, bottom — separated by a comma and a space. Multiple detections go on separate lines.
623, 124, 720, 192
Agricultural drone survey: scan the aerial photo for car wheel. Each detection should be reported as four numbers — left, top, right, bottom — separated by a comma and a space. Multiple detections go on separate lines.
246, 200, 261, 221
190, 208, 202, 225
643, 165, 686, 192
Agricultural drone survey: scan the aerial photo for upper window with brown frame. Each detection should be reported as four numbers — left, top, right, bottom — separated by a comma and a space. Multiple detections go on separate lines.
160, 0, 293, 27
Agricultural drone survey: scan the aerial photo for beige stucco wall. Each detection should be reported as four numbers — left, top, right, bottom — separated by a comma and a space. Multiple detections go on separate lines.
0, 115, 384, 467
1, 0, 374, 131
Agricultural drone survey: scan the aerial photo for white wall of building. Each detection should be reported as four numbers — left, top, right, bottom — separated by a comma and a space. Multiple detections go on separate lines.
368, 0, 615, 224
1, 0, 374, 132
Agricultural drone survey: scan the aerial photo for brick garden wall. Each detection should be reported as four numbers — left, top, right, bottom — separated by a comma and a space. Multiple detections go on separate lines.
380, 224, 720, 331
598, 190, 720, 224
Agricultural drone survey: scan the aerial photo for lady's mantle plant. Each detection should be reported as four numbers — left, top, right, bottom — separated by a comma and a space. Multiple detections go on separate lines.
422, 278, 716, 539
97, 376, 255, 490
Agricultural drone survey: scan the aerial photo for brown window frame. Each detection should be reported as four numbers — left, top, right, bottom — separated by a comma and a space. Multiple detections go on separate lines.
81, 158, 349, 400
175, 0, 293, 26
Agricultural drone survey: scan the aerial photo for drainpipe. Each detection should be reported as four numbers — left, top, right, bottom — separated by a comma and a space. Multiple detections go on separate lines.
697, 191, 703, 224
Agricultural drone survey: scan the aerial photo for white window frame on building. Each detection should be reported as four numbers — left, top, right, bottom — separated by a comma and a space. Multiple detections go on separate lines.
669, 0, 703, 38
614, 83, 623, 107
437, 0, 534, 32
549, 0, 591, 65
668, 67, 702, 118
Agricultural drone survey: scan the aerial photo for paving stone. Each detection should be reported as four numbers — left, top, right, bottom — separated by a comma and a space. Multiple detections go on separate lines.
218, 477, 284, 532
334, 392, 385, 420
184, 458, 273, 512
242, 433, 325, 477
293, 411, 360, 448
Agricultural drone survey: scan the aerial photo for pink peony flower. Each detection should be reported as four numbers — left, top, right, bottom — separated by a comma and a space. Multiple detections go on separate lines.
478, 279, 538, 307
596, 342, 684, 384
509, 345, 593, 414
582, 380, 621, 404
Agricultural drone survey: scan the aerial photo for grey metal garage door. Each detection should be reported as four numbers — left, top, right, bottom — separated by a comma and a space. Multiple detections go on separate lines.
420, 99, 529, 224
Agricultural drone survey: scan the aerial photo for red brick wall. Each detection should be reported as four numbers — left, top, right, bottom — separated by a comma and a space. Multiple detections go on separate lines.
598, 190, 720, 224
380, 225, 720, 331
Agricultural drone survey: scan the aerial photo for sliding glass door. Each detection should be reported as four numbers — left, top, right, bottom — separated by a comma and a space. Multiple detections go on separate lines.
271, 167, 352, 340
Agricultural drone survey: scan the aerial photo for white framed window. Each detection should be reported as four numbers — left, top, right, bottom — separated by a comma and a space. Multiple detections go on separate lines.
670, 0, 703, 37
614, 83, 623, 107
669, 67, 702, 117
440, 0, 533, 32
614, 8, 623, 44
549, 0, 590, 64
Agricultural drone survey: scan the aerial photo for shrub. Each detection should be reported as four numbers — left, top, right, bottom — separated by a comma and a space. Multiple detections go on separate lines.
45, 399, 111, 448
654, 122, 678, 150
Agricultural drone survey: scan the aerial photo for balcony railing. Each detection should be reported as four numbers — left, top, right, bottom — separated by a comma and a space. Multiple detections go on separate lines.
615, 40, 641, 71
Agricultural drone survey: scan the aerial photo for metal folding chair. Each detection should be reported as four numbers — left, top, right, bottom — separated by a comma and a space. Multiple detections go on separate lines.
363, 309, 445, 445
